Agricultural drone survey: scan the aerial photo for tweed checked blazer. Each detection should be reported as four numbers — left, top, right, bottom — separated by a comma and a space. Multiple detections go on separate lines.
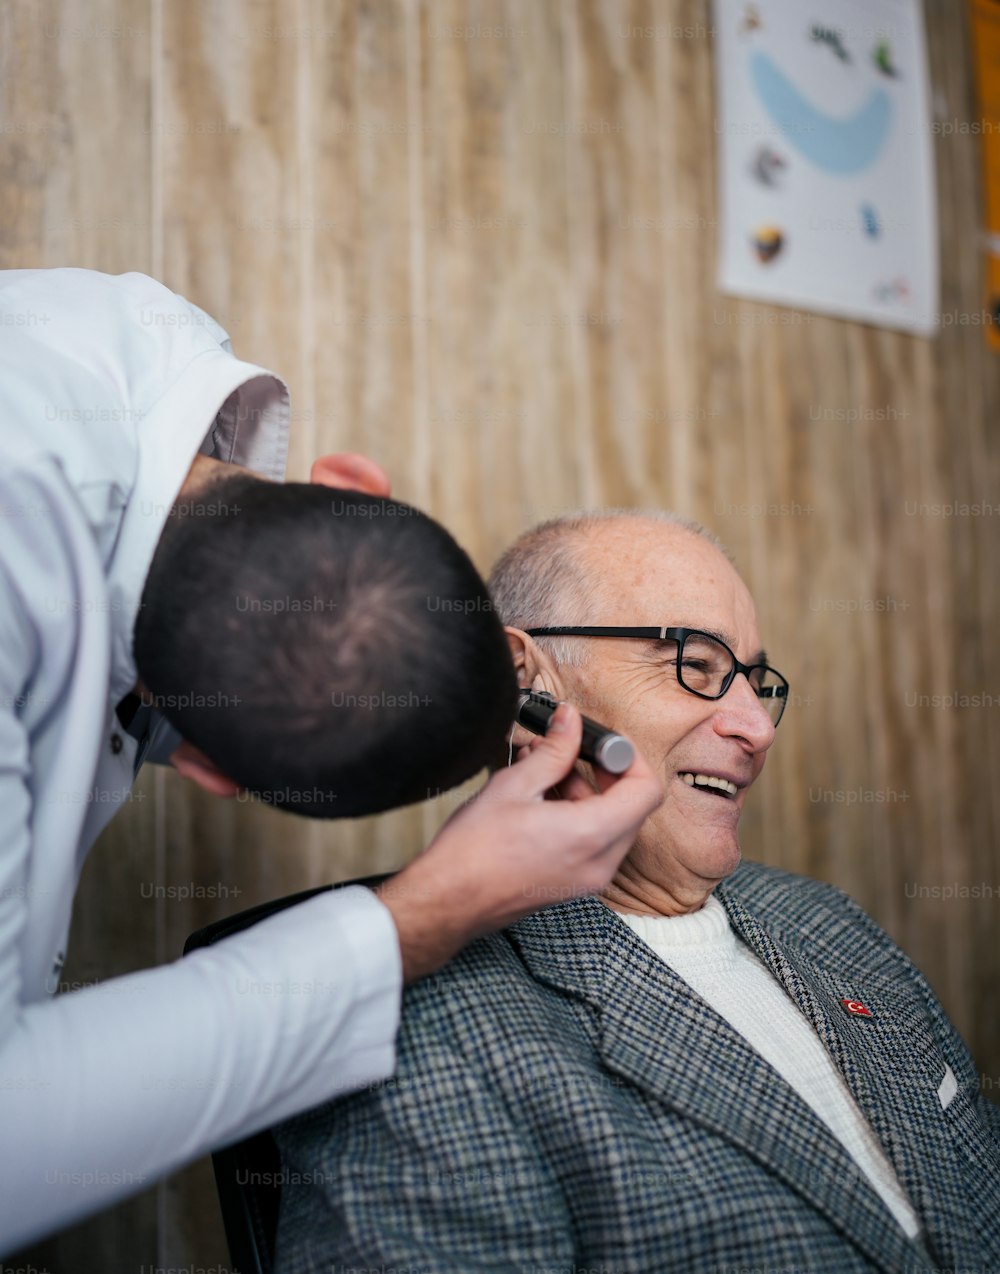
274, 860, 1000, 1273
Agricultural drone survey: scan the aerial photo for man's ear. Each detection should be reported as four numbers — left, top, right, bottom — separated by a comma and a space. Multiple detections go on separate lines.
309, 452, 392, 496
505, 627, 568, 751
169, 740, 241, 799
504, 627, 564, 697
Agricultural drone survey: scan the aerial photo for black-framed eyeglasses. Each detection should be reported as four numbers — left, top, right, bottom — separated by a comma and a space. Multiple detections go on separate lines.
524, 626, 789, 726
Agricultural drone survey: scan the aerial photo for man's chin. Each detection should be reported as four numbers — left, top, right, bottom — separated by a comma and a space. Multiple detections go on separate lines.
693, 833, 742, 884
644, 808, 743, 882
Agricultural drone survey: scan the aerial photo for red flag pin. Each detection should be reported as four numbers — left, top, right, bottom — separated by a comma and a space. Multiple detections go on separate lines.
841, 998, 873, 1018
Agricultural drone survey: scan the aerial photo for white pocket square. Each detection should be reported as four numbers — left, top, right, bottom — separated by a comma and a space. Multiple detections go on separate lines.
937, 1063, 958, 1110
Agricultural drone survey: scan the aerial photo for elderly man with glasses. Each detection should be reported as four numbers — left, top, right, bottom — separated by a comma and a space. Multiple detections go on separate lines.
273, 510, 1000, 1274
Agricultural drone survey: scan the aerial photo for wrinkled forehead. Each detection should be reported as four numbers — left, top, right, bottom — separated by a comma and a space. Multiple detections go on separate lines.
577, 520, 761, 649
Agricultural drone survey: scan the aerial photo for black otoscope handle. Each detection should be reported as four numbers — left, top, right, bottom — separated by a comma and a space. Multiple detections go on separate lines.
515, 691, 636, 775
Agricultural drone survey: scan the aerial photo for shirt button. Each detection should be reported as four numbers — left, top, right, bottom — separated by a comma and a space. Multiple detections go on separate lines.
110, 732, 123, 755
48, 951, 66, 995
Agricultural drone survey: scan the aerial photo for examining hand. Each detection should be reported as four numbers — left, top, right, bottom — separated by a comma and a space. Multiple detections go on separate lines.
376, 704, 664, 983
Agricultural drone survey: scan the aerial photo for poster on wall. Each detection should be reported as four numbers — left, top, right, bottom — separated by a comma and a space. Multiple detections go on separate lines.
712, 0, 938, 335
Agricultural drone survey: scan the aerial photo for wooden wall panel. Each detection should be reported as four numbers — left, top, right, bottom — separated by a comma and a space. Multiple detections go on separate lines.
5, 0, 999, 1268
420, 0, 578, 538
0, 0, 152, 270
562, 0, 668, 509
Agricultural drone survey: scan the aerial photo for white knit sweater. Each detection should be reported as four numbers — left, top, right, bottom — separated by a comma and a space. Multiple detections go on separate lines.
619, 894, 921, 1238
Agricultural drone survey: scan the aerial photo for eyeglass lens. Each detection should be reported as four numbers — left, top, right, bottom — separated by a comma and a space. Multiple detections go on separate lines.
673, 632, 786, 723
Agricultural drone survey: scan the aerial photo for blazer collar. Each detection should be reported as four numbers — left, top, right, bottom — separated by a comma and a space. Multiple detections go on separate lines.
508, 887, 937, 1274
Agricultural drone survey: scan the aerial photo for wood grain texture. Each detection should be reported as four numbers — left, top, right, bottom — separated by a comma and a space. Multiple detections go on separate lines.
6, 0, 999, 1268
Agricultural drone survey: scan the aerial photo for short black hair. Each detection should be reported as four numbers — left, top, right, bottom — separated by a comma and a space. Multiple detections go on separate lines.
134, 475, 517, 817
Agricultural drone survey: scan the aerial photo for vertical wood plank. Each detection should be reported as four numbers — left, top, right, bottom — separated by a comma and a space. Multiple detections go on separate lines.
563, 0, 669, 509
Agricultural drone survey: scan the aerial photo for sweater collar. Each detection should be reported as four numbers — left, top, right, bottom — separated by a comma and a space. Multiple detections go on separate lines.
616, 893, 731, 949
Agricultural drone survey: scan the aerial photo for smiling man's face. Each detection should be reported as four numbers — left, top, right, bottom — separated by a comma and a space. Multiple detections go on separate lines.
527, 519, 777, 913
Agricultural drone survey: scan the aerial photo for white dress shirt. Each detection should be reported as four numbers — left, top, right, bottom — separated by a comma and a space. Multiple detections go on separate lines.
0, 269, 401, 1252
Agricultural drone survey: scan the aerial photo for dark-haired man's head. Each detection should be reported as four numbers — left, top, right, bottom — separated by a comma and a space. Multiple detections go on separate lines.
134, 466, 516, 818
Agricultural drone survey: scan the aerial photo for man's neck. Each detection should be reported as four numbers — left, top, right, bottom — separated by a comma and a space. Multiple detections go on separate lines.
180, 452, 243, 497
600, 868, 720, 918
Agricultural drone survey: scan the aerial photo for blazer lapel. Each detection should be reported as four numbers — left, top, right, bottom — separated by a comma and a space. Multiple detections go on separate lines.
509, 897, 934, 1274
716, 881, 992, 1272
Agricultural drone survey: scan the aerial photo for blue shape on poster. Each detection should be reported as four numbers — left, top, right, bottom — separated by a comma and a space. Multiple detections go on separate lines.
860, 203, 880, 237
750, 52, 891, 175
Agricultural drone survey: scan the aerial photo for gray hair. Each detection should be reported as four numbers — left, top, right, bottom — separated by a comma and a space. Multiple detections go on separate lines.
487, 508, 731, 668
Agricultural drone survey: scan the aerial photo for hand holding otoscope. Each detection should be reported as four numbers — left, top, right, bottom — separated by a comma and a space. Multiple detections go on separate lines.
382, 697, 662, 983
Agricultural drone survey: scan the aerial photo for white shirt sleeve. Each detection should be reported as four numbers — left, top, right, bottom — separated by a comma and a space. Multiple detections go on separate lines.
0, 886, 401, 1253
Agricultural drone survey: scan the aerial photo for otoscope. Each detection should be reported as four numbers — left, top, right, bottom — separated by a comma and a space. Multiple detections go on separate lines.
515, 690, 636, 775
